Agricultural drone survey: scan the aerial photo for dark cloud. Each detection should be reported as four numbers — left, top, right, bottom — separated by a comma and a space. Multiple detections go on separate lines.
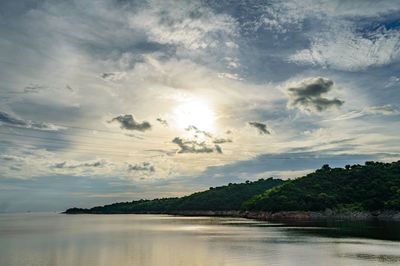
101, 72, 126, 81
156, 117, 169, 127
144, 149, 176, 156
9, 165, 22, 171
0, 111, 26, 126
215, 144, 223, 154
66, 85, 74, 92
110, 114, 151, 132
124, 133, 144, 139
1, 155, 22, 161
101, 73, 113, 79
0, 111, 60, 131
185, 125, 213, 138
248, 121, 270, 135
128, 162, 155, 173
172, 137, 222, 154
213, 138, 232, 144
287, 77, 344, 112
186, 125, 232, 145
50, 160, 106, 169
23, 84, 45, 94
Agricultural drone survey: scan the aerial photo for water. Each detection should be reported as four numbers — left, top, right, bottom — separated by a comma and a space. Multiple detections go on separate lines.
1, 213, 400, 266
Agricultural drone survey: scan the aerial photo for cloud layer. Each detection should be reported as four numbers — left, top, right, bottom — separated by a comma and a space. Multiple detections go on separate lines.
1, 0, 400, 212
0, 111, 61, 131
290, 26, 400, 71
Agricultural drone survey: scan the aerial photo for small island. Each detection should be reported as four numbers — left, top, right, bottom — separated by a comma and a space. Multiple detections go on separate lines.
66, 161, 400, 221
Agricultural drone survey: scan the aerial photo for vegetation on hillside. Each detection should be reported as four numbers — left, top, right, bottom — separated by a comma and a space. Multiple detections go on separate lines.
66, 161, 400, 214
243, 161, 400, 212
65, 178, 283, 214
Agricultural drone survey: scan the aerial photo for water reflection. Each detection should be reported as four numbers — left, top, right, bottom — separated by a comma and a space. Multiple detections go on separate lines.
282, 219, 400, 241
0, 213, 399, 266
340, 253, 400, 263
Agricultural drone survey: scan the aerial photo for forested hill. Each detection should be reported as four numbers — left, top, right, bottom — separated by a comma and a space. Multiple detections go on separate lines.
65, 178, 284, 214
65, 161, 400, 215
244, 161, 400, 212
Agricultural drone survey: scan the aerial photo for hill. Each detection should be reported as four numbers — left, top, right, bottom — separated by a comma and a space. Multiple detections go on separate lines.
65, 178, 284, 214
66, 161, 400, 217
244, 161, 400, 212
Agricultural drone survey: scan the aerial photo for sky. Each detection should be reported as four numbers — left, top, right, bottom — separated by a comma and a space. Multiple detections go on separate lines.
1, 0, 400, 212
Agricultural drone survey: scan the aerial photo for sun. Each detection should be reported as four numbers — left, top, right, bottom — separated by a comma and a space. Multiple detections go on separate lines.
173, 98, 216, 132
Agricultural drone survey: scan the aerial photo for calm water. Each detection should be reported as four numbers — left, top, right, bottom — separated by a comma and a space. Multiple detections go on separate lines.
1, 213, 400, 266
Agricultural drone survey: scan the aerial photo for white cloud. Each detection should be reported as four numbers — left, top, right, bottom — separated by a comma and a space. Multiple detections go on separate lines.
254, 0, 400, 31
217, 72, 243, 80
290, 26, 400, 71
332, 105, 399, 121
241, 0, 400, 71
385, 76, 400, 88
129, 0, 237, 50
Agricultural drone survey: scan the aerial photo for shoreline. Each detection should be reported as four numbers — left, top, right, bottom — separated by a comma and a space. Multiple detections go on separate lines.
65, 210, 400, 221
166, 210, 400, 221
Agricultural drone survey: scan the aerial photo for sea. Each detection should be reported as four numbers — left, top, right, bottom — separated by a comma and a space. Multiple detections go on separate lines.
1, 213, 400, 266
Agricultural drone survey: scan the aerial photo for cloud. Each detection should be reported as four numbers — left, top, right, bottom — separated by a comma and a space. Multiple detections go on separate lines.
385, 76, 400, 88
243, 0, 400, 35
248, 122, 270, 135
110, 114, 151, 132
156, 117, 168, 127
172, 137, 221, 154
217, 72, 243, 80
1, 155, 24, 162
50, 160, 106, 169
101, 72, 126, 81
286, 77, 344, 112
124, 133, 144, 139
0, 111, 61, 131
23, 84, 46, 94
214, 144, 223, 154
289, 26, 400, 71
129, 0, 237, 50
127, 162, 155, 173
65, 85, 74, 92
332, 105, 399, 121
185, 125, 233, 144
213, 138, 232, 144
185, 125, 213, 138
366, 105, 399, 115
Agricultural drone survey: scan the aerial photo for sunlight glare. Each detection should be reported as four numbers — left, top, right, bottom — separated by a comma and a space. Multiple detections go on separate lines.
173, 98, 216, 132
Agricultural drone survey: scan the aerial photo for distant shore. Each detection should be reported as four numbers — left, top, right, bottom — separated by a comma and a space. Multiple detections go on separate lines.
65, 210, 400, 221
149, 210, 400, 221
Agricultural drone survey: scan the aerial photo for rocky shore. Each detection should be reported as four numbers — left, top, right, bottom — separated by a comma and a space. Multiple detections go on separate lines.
161, 210, 400, 221
69, 209, 400, 221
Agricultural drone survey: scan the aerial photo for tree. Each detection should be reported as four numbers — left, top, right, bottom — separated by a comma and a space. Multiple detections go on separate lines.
322, 164, 331, 170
